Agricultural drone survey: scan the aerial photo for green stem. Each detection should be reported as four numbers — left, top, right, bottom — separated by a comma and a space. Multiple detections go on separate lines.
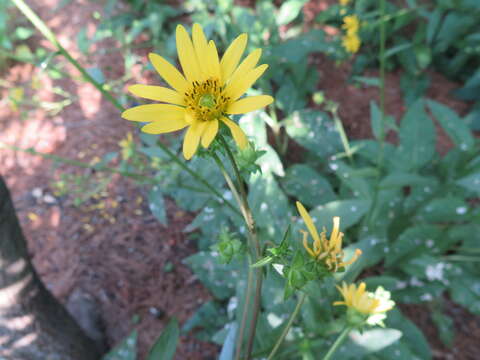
323, 327, 352, 360
217, 136, 263, 360
267, 292, 307, 360
11, 0, 123, 111
378, 0, 387, 161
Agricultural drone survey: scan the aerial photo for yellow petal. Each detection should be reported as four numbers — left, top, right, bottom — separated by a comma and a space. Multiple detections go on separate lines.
330, 217, 340, 244
226, 49, 262, 87
148, 53, 188, 93
333, 301, 346, 306
225, 64, 268, 101
192, 23, 209, 77
296, 201, 321, 244
207, 40, 221, 80
128, 85, 184, 105
301, 231, 316, 258
221, 117, 248, 149
183, 122, 206, 159
201, 119, 219, 148
220, 33, 248, 82
141, 118, 188, 134
121, 104, 184, 122
176, 24, 202, 82
227, 95, 274, 114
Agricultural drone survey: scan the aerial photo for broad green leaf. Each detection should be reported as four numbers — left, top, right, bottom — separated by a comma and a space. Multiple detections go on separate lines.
148, 185, 167, 225
380, 173, 434, 188
456, 172, 480, 195
385, 310, 432, 360
308, 199, 371, 232
349, 328, 402, 353
395, 100, 436, 171
285, 110, 342, 159
183, 301, 228, 341
219, 323, 237, 360
431, 310, 454, 347
416, 197, 469, 223
276, 0, 308, 26
447, 265, 480, 315
102, 330, 137, 360
386, 225, 443, 267
329, 160, 375, 199
282, 164, 336, 207
146, 319, 179, 360
427, 99, 474, 151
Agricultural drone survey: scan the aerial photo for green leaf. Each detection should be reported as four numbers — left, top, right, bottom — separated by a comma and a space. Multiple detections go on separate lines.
349, 328, 402, 353
77, 27, 90, 54
148, 185, 167, 226
456, 171, 480, 195
353, 76, 381, 87
102, 330, 137, 360
416, 197, 469, 223
146, 318, 179, 360
394, 100, 435, 171
219, 323, 237, 360
385, 309, 432, 360
386, 225, 443, 267
426, 100, 475, 152
380, 173, 434, 188
282, 164, 336, 207
329, 160, 375, 199
431, 310, 454, 347
285, 109, 342, 159
14, 26, 35, 40
308, 199, 371, 232
276, 0, 308, 26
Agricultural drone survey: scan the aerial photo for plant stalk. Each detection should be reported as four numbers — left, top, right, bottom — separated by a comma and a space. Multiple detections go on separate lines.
267, 292, 307, 360
322, 327, 352, 360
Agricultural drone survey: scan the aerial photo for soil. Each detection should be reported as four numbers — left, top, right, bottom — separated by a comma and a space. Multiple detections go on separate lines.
0, 0, 478, 359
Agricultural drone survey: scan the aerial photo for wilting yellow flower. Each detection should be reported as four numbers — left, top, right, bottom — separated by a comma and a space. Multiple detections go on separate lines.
342, 15, 360, 35
342, 34, 361, 53
334, 282, 395, 325
296, 201, 361, 272
122, 23, 273, 159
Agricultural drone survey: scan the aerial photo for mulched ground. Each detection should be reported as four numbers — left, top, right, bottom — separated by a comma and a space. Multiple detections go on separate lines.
0, 0, 478, 359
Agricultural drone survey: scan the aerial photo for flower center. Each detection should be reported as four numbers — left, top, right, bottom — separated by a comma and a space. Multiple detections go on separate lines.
184, 78, 230, 122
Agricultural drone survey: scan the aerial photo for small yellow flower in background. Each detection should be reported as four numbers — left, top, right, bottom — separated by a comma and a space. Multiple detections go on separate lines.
339, 0, 351, 6
296, 201, 362, 272
341, 15, 361, 54
342, 15, 360, 35
122, 23, 274, 160
334, 282, 395, 326
342, 34, 361, 53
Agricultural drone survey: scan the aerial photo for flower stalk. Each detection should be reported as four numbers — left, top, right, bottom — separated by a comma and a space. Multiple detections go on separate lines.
323, 327, 352, 360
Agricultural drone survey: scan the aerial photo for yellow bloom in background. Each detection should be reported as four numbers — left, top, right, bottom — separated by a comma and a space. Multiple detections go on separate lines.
342, 34, 361, 53
339, 0, 351, 6
122, 23, 274, 160
296, 201, 362, 272
334, 282, 395, 325
342, 15, 360, 35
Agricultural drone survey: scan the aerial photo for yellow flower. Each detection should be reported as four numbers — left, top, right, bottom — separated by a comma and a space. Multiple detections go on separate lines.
339, 0, 350, 5
334, 282, 394, 325
342, 15, 360, 35
296, 201, 361, 272
342, 34, 361, 53
122, 23, 274, 160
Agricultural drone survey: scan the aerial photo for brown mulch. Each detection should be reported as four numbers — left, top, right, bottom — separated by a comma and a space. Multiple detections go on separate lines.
0, 0, 478, 359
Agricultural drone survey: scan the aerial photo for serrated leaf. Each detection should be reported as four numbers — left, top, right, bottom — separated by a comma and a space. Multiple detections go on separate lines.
395, 100, 435, 171
285, 110, 342, 159
427, 99, 474, 152
146, 319, 179, 360
308, 199, 371, 232
456, 172, 480, 195
282, 164, 336, 207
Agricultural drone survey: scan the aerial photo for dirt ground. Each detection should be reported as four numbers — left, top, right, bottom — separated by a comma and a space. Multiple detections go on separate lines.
0, 0, 478, 359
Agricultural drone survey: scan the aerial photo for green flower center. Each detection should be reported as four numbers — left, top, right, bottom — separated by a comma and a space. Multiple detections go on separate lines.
184, 78, 230, 122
